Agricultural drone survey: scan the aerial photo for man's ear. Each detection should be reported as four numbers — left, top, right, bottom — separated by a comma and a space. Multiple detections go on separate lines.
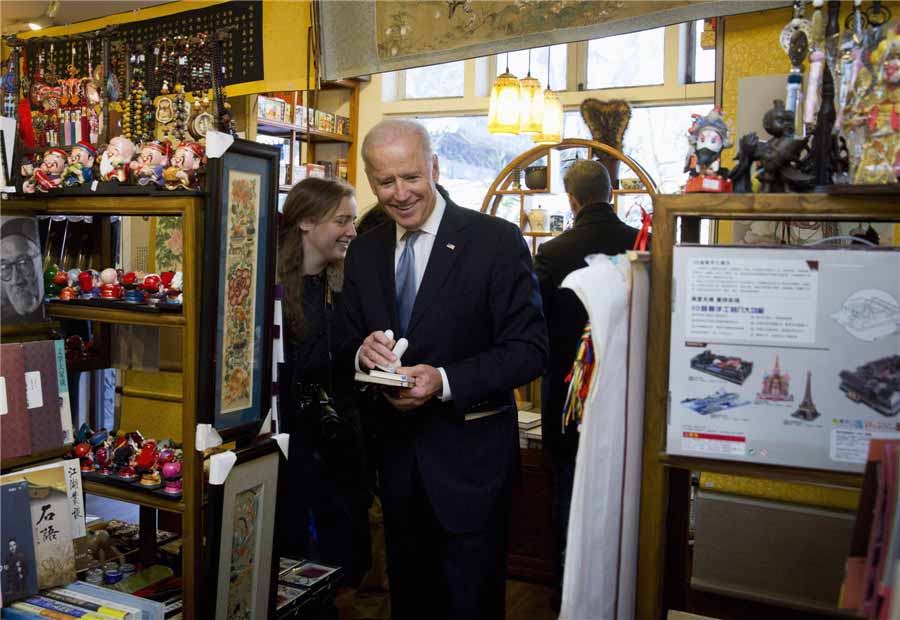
431, 153, 440, 183
568, 194, 580, 213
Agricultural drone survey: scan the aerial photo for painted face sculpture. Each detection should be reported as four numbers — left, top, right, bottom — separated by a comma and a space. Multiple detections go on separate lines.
63, 141, 98, 187
163, 142, 204, 190
131, 141, 170, 187
99, 136, 136, 182
23, 148, 67, 193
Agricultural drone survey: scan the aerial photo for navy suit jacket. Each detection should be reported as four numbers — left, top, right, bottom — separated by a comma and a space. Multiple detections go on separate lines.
338, 187, 548, 534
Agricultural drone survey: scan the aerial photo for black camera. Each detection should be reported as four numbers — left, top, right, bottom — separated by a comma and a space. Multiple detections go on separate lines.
297, 384, 343, 444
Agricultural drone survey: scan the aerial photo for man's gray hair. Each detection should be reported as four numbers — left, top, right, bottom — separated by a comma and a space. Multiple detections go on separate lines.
563, 159, 612, 206
362, 119, 433, 169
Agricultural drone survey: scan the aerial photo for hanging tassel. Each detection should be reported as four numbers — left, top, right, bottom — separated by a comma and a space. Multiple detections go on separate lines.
18, 98, 35, 148
563, 323, 595, 431
633, 207, 651, 251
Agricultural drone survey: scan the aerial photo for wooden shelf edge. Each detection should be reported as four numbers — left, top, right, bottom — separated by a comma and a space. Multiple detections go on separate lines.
1, 445, 73, 473
83, 479, 185, 513
48, 304, 186, 327
658, 452, 864, 490
652, 192, 900, 218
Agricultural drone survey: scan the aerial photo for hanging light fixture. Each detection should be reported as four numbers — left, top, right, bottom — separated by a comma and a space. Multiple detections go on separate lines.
534, 48, 563, 145
488, 53, 521, 135
518, 49, 544, 134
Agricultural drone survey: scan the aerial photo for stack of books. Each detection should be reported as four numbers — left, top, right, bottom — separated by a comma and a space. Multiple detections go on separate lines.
2, 581, 165, 619
517, 410, 541, 449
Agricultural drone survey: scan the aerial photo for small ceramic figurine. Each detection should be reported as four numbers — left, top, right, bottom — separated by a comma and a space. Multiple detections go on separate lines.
161, 460, 182, 496
685, 108, 734, 192
99, 267, 118, 299
162, 271, 183, 305
142, 273, 165, 305
63, 140, 97, 187
729, 99, 816, 193
44, 264, 61, 299
23, 147, 68, 193
99, 135, 136, 183
162, 141, 204, 190
130, 140, 170, 187
121, 271, 144, 303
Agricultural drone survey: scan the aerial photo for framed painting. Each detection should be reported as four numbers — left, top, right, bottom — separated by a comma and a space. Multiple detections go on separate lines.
199, 139, 279, 436
205, 439, 282, 620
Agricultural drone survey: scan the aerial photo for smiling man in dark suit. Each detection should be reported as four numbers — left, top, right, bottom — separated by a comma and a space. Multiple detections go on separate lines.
534, 158, 642, 608
339, 119, 548, 620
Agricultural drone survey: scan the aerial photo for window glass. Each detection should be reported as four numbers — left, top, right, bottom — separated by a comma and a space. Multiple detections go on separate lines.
405, 61, 465, 99
409, 116, 536, 213
693, 20, 716, 83
564, 102, 715, 194
495, 44, 567, 90
586, 27, 665, 89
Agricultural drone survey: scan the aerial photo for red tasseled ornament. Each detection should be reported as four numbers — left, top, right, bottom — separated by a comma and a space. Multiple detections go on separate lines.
18, 99, 35, 148
81, 113, 91, 141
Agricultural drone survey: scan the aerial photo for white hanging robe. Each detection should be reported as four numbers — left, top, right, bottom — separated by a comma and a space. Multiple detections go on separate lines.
559, 253, 650, 620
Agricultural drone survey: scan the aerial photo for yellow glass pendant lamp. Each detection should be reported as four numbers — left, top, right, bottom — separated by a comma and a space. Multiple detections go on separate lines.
488, 54, 521, 135
518, 50, 544, 134
533, 89, 563, 145
533, 51, 563, 144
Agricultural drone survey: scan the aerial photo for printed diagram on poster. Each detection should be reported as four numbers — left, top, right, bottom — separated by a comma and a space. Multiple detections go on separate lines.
666, 245, 900, 473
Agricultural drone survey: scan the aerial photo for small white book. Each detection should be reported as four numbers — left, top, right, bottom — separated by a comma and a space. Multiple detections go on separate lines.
355, 370, 415, 388
517, 410, 541, 430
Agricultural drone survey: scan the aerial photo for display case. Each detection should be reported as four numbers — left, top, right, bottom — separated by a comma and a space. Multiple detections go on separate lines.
0, 139, 280, 619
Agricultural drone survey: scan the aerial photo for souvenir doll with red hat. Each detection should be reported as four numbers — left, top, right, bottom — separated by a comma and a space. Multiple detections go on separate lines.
163, 141, 204, 190
131, 140, 170, 187
63, 140, 98, 187
99, 135, 136, 183
23, 147, 68, 193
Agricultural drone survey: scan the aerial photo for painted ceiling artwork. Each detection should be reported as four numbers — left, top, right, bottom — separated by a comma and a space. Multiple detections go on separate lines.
375, 0, 696, 60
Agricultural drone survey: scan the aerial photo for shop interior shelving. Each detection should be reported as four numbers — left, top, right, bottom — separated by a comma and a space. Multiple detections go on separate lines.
254, 78, 361, 191
1, 192, 203, 619
637, 191, 900, 620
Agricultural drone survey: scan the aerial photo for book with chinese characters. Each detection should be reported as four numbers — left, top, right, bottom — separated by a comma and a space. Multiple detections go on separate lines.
1, 342, 31, 459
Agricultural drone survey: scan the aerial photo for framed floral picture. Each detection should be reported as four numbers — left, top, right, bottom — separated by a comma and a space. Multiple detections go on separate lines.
199, 139, 279, 435
205, 439, 282, 620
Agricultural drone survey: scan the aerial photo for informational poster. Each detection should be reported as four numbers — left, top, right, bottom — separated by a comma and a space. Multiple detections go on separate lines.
667, 245, 900, 472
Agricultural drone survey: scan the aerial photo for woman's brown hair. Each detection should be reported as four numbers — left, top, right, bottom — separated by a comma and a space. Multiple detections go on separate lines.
278, 177, 355, 335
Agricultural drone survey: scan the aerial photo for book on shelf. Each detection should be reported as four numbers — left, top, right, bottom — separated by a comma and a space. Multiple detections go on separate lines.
1, 342, 32, 459
65, 581, 164, 620
22, 340, 64, 454
0, 481, 39, 604
52, 340, 74, 444
1, 459, 81, 589
517, 410, 541, 430
354, 370, 414, 388
46, 587, 133, 620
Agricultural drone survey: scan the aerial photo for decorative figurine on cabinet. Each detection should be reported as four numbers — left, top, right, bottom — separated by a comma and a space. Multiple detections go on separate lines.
162, 141, 204, 190
729, 99, 817, 193
99, 136, 136, 183
121, 271, 144, 303
130, 140, 170, 187
99, 267, 119, 299
23, 148, 68, 193
63, 141, 97, 187
685, 108, 734, 192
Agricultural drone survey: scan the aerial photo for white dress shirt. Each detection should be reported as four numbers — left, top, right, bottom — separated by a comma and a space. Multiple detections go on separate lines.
357, 192, 453, 401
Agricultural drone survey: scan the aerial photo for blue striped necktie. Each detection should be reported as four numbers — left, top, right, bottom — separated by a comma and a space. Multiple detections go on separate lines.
395, 230, 421, 337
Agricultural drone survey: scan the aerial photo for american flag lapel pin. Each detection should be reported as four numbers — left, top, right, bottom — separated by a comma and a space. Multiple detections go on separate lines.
446, 243, 456, 250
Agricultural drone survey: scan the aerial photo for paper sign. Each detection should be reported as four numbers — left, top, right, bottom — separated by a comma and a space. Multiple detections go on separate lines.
25, 370, 43, 409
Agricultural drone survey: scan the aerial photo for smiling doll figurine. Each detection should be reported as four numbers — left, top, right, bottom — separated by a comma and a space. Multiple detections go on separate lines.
63, 140, 98, 187
163, 141, 204, 190
130, 140, 170, 187
99, 136, 136, 183
23, 148, 68, 193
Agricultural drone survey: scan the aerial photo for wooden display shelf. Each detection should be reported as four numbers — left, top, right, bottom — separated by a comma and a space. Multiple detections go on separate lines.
1, 445, 73, 473
83, 479, 185, 513
495, 188, 550, 195
652, 191, 900, 218
36, 194, 199, 216
320, 78, 359, 91
48, 303, 186, 327
257, 118, 353, 144
522, 231, 556, 237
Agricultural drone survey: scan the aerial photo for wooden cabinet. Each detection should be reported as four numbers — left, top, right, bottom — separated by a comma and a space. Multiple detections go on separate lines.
507, 448, 556, 583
